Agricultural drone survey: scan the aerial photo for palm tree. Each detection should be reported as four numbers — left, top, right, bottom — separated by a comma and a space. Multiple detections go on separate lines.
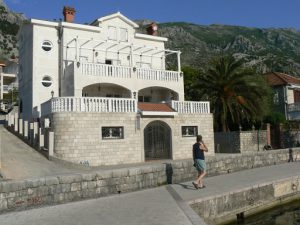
195, 55, 271, 132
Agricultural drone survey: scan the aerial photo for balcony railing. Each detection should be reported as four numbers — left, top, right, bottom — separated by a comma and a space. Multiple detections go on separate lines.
41, 97, 137, 116
40, 98, 210, 116
136, 68, 180, 82
171, 101, 210, 114
78, 62, 180, 82
288, 103, 300, 112
81, 62, 132, 78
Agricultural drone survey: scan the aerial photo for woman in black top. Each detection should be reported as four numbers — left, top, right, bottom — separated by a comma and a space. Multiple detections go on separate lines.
192, 135, 208, 189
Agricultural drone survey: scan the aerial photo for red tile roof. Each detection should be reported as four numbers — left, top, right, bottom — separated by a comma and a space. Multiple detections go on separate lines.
138, 102, 175, 112
0, 61, 6, 67
265, 72, 300, 86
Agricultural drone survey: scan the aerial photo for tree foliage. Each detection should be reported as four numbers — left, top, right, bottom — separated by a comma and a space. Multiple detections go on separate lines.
193, 55, 272, 132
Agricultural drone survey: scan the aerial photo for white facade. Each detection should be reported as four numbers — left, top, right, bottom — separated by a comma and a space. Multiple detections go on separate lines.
19, 12, 184, 121
18, 11, 214, 166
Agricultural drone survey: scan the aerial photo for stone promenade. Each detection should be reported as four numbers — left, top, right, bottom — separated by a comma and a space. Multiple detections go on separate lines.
0, 162, 299, 225
1, 124, 300, 225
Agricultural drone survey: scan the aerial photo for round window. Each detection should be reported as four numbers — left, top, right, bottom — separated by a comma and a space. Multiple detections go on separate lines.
42, 76, 52, 87
41, 41, 53, 51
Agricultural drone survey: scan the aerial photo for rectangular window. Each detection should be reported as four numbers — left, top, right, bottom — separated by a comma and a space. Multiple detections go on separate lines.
120, 28, 128, 42
102, 127, 124, 139
108, 26, 117, 41
182, 126, 198, 137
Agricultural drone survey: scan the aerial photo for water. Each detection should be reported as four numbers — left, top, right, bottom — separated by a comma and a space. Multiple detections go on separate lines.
225, 200, 300, 225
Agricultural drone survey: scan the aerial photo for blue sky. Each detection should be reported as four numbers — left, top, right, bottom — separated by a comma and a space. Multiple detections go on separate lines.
4, 0, 300, 30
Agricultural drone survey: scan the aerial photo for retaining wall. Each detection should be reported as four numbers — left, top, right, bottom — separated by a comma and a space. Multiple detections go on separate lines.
0, 149, 299, 213
215, 130, 267, 153
190, 176, 300, 225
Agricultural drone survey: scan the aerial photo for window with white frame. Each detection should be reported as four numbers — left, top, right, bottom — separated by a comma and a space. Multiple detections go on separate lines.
41, 76, 52, 87
102, 127, 124, 139
182, 126, 198, 137
120, 28, 128, 42
108, 26, 117, 41
41, 40, 53, 51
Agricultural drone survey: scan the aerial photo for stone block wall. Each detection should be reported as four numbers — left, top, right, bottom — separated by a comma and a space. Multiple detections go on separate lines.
215, 130, 267, 153
51, 112, 215, 166
0, 149, 299, 213
52, 112, 142, 166
191, 176, 300, 225
141, 113, 215, 161
240, 130, 267, 153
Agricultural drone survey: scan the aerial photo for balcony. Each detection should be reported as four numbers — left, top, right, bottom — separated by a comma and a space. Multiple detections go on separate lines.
41, 97, 137, 116
79, 62, 181, 81
287, 102, 300, 120
41, 97, 210, 116
288, 103, 300, 112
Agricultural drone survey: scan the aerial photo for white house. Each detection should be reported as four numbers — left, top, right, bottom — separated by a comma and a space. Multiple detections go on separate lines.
18, 7, 214, 166
265, 72, 300, 120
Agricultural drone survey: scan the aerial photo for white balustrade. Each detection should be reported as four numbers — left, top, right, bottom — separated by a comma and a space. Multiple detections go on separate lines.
136, 68, 180, 82
81, 62, 132, 78
41, 97, 137, 113
171, 101, 210, 114
71, 61, 182, 83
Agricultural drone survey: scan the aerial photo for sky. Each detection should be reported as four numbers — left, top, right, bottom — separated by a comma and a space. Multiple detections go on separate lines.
4, 0, 300, 30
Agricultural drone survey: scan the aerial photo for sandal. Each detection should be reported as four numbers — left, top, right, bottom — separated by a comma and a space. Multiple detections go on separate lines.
199, 185, 206, 189
192, 182, 199, 189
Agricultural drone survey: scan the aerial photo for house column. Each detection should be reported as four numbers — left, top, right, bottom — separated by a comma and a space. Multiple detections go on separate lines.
177, 51, 181, 72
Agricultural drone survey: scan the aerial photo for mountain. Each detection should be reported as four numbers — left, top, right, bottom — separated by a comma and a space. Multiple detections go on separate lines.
0, 0, 25, 61
138, 22, 300, 75
1, 0, 300, 75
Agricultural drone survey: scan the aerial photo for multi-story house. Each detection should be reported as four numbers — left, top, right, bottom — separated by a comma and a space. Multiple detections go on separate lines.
18, 7, 214, 166
265, 72, 300, 120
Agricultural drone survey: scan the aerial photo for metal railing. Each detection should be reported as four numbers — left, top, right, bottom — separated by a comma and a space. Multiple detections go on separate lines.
288, 103, 300, 112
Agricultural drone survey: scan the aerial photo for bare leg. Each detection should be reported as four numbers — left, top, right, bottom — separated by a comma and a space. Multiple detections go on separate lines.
196, 171, 206, 187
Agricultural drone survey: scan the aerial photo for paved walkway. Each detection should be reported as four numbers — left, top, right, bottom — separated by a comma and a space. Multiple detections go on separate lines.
1, 124, 300, 225
0, 162, 299, 225
0, 126, 91, 180
0, 125, 175, 180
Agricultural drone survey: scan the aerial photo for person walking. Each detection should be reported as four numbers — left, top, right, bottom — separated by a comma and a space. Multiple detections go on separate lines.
192, 135, 208, 189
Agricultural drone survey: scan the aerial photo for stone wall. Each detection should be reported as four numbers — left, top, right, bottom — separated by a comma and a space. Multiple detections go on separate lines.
191, 176, 300, 225
51, 112, 215, 166
0, 149, 299, 213
215, 130, 267, 153
141, 114, 215, 161
52, 112, 142, 166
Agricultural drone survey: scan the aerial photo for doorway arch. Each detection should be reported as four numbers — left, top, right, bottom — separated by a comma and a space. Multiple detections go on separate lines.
144, 121, 172, 160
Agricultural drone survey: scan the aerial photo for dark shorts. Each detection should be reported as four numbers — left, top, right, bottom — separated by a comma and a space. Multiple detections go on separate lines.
195, 159, 206, 172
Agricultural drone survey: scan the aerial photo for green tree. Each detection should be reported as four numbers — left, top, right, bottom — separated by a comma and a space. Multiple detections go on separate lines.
182, 66, 201, 100
195, 55, 271, 132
